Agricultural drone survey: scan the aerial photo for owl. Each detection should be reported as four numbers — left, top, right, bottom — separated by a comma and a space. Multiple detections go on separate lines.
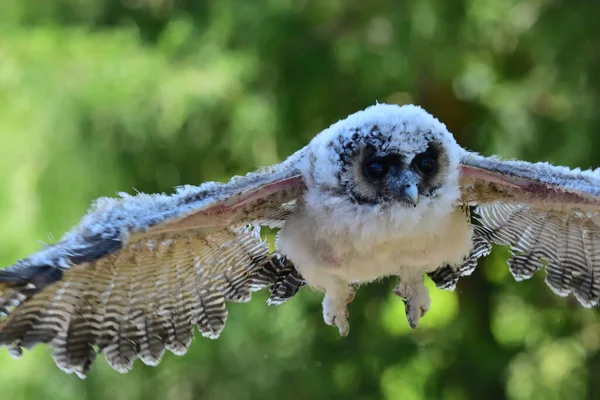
1, 103, 599, 378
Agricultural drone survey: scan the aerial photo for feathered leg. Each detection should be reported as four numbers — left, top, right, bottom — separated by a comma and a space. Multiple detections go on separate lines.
393, 273, 430, 329
321, 277, 355, 336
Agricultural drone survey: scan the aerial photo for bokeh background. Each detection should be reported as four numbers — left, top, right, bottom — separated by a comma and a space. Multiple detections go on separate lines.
1, 0, 599, 399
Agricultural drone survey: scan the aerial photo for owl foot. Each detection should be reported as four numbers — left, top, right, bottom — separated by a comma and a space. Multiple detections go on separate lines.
393, 277, 430, 329
323, 285, 355, 336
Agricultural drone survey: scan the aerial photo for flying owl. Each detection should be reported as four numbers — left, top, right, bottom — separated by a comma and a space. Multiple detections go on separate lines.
1, 104, 599, 378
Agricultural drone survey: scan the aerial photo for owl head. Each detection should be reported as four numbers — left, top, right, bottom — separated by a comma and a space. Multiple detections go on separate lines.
296, 103, 465, 239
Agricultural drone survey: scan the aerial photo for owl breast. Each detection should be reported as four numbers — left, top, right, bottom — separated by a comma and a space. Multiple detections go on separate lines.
277, 199, 473, 288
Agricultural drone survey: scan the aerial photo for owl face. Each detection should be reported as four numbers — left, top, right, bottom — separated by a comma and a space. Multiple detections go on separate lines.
302, 103, 463, 209
347, 139, 452, 206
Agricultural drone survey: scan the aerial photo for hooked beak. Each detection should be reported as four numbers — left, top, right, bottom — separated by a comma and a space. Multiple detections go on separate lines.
387, 171, 420, 206
402, 184, 419, 206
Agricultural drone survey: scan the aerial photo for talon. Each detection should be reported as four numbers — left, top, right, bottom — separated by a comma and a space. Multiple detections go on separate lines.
333, 314, 350, 336
404, 299, 429, 329
405, 301, 425, 329
325, 306, 350, 336
393, 278, 430, 329
322, 285, 355, 337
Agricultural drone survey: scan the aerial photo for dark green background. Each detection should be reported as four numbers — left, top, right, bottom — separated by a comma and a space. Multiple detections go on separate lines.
1, 0, 599, 399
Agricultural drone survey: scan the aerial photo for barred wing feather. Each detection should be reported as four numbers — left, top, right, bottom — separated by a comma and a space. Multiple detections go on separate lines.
0, 159, 305, 378
429, 152, 600, 307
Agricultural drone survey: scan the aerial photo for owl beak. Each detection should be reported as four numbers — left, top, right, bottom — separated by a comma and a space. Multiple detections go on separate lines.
388, 172, 419, 206
402, 184, 419, 206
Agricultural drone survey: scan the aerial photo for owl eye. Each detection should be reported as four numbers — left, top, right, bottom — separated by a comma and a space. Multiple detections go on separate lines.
364, 158, 389, 179
414, 153, 436, 174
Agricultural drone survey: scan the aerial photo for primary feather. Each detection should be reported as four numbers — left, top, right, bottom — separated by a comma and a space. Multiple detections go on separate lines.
431, 152, 600, 306
0, 159, 305, 377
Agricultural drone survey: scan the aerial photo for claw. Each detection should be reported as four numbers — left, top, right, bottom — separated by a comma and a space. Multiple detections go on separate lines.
393, 278, 430, 329
404, 300, 428, 329
332, 312, 350, 336
324, 306, 350, 336
323, 285, 355, 336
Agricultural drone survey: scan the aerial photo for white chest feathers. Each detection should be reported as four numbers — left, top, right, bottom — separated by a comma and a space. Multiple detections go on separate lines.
277, 195, 473, 290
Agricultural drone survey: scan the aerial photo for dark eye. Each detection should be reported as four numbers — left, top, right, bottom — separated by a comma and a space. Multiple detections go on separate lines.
364, 158, 389, 179
414, 154, 436, 174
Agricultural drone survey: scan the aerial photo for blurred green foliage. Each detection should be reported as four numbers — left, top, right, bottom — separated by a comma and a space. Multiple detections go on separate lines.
0, 0, 599, 399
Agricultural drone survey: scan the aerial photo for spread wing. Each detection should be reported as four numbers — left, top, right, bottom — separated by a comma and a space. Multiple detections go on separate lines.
428, 151, 600, 307
0, 156, 306, 378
